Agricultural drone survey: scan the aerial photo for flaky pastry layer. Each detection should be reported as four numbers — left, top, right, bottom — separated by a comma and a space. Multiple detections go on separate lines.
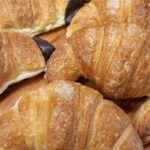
10, 9, 65, 37
0, 0, 69, 36
0, 69, 44, 95
0, 80, 143, 150
0, 31, 45, 94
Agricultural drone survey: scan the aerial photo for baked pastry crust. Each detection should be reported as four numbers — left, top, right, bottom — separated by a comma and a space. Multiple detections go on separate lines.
0, 31, 45, 94
46, 23, 150, 99
67, 0, 150, 37
0, 0, 69, 36
0, 80, 143, 150
79, 79, 150, 145
119, 97, 150, 145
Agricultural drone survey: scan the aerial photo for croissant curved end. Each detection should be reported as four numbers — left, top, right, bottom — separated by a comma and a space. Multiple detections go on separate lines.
33, 37, 55, 62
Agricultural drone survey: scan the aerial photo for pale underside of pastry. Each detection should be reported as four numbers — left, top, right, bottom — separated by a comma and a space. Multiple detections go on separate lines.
0, 0, 69, 36
0, 31, 45, 94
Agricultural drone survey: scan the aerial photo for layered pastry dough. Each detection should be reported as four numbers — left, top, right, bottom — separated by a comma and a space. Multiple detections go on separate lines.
0, 0, 69, 36
67, 0, 150, 37
0, 80, 143, 150
119, 97, 150, 145
46, 23, 150, 99
79, 78, 150, 145
0, 31, 45, 94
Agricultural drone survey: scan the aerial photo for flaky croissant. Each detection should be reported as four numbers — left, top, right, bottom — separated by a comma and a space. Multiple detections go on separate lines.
46, 23, 150, 100
0, 31, 52, 95
67, 0, 150, 37
79, 78, 150, 146
0, 0, 69, 36
77, 78, 150, 146
0, 80, 143, 150
119, 97, 150, 145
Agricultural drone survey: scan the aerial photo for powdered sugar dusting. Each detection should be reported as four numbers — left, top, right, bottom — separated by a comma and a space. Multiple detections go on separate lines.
38, 88, 47, 99
106, 0, 120, 14
53, 81, 76, 101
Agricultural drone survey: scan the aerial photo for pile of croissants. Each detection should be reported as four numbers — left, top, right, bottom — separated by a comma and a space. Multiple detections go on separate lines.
0, 0, 150, 149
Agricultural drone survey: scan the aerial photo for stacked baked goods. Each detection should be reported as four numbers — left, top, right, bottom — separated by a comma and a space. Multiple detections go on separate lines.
0, 0, 150, 149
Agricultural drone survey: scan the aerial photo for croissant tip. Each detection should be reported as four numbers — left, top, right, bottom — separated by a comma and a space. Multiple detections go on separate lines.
33, 37, 55, 62
65, 0, 90, 25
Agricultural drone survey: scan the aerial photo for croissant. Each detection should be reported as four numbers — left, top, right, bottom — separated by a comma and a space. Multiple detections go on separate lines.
77, 79, 150, 146
46, 23, 150, 100
77, 78, 150, 146
67, 0, 150, 37
0, 0, 69, 36
0, 80, 143, 150
0, 0, 90, 36
78, 79, 150, 146
118, 97, 150, 145
0, 31, 55, 95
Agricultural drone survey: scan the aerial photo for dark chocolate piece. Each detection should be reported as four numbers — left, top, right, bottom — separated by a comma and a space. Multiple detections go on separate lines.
33, 37, 55, 62
65, 0, 90, 25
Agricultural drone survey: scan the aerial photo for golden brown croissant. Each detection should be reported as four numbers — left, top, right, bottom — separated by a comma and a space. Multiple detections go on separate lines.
119, 97, 150, 145
75, 79, 150, 146
67, 0, 150, 37
0, 0, 70, 36
46, 23, 150, 100
0, 80, 143, 150
0, 31, 47, 95
77, 77, 150, 146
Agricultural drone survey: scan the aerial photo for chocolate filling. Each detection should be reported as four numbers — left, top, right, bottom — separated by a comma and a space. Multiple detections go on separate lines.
33, 37, 55, 62
65, 0, 90, 25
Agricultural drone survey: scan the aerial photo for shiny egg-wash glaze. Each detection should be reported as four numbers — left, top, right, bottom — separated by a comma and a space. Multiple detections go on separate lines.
46, 23, 150, 100
0, 81, 143, 150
